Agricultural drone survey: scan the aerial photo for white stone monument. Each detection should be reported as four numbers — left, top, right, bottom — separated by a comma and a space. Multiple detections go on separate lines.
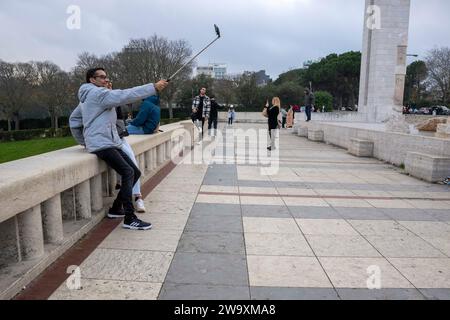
358, 0, 411, 132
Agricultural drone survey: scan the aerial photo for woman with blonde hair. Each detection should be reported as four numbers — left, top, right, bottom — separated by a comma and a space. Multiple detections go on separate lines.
262, 97, 281, 151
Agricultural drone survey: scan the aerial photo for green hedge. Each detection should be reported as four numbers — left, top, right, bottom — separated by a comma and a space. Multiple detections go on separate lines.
0, 127, 72, 142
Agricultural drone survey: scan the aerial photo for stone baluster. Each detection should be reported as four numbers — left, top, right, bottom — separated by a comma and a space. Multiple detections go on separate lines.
90, 174, 103, 212
18, 205, 44, 260
41, 194, 64, 244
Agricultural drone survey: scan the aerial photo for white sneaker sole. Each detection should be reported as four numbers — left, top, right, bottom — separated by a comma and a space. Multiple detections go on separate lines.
122, 224, 152, 230
107, 213, 125, 219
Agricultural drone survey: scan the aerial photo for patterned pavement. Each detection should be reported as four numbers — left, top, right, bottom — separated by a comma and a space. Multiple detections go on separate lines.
49, 123, 450, 300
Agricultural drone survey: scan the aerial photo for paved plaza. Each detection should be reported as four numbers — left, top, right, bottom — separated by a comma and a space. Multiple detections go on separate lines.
48, 123, 450, 300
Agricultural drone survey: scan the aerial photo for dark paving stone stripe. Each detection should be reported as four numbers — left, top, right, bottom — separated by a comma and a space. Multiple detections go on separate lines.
198, 191, 450, 202
425, 210, 450, 222
334, 207, 392, 221
202, 177, 238, 186
242, 205, 292, 218
288, 206, 342, 219
419, 288, 450, 300
177, 231, 245, 255
159, 283, 250, 300
250, 287, 340, 300
336, 288, 426, 300
238, 180, 276, 188
381, 208, 438, 221
190, 203, 242, 216
185, 215, 243, 233
164, 252, 249, 287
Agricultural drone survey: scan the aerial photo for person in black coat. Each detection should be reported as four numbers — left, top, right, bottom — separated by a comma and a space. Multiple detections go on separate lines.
208, 95, 220, 137
263, 97, 281, 151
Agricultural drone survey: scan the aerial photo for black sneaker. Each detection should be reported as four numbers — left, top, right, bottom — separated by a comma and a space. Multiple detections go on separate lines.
107, 208, 125, 219
115, 183, 121, 190
123, 216, 152, 230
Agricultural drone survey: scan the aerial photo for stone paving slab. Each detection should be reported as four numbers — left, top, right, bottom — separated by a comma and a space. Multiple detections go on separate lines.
241, 205, 291, 218
189, 203, 242, 216
319, 257, 414, 289
185, 215, 243, 233
177, 231, 245, 255
250, 287, 340, 300
78, 248, 173, 283
247, 256, 332, 288
245, 233, 314, 257
165, 252, 248, 286
336, 288, 425, 300
305, 234, 382, 257
159, 284, 250, 300
50, 279, 161, 300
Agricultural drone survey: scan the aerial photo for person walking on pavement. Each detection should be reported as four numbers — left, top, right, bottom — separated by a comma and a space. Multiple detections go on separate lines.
262, 97, 281, 151
69, 68, 168, 230
304, 88, 315, 122
286, 105, 294, 128
208, 95, 220, 137
192, 87, 210, 142
280, 107, 287, 128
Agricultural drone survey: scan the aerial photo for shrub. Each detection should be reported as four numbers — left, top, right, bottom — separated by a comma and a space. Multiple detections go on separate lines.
314, 91, 334, 112
0, 127, 72, 142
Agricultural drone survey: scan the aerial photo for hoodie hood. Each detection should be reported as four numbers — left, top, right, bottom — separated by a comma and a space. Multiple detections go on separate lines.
78, 83, 96, 103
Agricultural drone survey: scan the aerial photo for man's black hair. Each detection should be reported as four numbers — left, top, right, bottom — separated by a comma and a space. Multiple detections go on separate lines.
86, 68, 106, 83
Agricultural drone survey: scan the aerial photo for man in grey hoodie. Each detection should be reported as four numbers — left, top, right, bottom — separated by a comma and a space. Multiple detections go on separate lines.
70, 68, 168, 230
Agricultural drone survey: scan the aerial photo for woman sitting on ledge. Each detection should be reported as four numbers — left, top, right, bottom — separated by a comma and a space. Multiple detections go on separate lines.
127, 95, 162, 135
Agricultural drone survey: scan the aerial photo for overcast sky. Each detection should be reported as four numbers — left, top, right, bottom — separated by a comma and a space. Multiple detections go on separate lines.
1, 0, 449, 80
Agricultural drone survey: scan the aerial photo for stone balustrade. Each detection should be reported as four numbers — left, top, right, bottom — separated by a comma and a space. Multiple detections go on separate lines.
0, 120, 194, 299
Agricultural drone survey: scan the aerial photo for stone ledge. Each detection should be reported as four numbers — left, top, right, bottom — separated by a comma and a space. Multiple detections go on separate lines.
348, 138, 374, 157
297, 126, 308, 137
308, 129, 324, 142
405, 152, 450, 183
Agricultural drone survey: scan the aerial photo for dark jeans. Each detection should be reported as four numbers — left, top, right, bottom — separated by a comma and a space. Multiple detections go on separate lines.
305, 106, 312, 121
94, 148, 141, 217
208, 117, 218, 130
282, 117, 286, 128
228, 117, 233, 125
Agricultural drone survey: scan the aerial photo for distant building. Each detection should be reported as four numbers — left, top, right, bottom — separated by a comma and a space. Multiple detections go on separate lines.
254, 70, 271, 87
196, 63, 227, 79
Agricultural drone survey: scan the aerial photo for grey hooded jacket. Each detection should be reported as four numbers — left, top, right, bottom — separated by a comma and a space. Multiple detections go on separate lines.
69, 83, 157, 153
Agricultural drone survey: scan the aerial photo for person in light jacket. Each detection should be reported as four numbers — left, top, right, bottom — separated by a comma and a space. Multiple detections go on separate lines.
69, 67, 168, 230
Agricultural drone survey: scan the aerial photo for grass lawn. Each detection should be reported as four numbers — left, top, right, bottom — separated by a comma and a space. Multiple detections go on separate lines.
0, 137, 77, 164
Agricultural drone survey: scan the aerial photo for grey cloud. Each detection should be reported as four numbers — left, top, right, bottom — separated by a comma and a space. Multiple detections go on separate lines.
0, 0, 449, 80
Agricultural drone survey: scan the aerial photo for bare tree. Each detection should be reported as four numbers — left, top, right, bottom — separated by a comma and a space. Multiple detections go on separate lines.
116, 35, 193, 118
0, 60, 35, 130
34, 61, 71, 129
214, 78, 236, 107
426, 47, 450, 104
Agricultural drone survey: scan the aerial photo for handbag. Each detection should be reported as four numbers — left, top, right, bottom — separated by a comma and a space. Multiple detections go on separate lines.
116, 119, 129, 138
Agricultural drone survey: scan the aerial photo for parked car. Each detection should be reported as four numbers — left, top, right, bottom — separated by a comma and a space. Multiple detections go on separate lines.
431, 106, 450, 115
419, 107, 431, 115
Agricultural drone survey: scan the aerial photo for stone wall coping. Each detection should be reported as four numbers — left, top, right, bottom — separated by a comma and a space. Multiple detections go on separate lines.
0, 121, 189, 224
